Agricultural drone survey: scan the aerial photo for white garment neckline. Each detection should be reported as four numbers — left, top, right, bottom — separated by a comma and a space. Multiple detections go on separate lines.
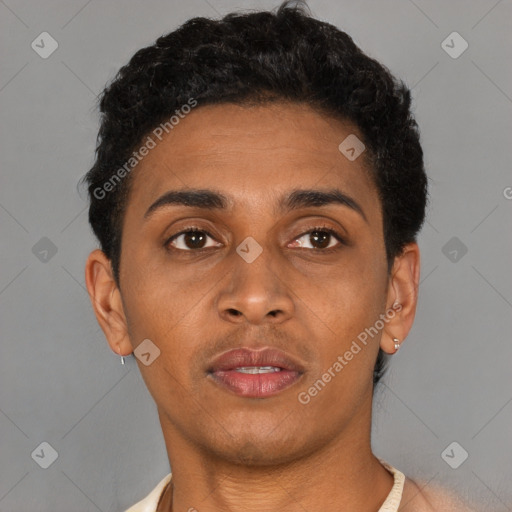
377, 459, 405, 511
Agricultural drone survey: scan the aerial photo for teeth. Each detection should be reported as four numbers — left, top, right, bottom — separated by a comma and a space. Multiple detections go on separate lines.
235, 366, 282, 374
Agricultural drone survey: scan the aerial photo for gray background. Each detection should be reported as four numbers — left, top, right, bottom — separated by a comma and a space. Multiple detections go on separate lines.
1, 0, 511, 510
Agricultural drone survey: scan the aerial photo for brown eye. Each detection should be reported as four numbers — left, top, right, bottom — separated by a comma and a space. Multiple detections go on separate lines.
309, 230, 331, 249
167, 229, 221, 251
290, 228, 344, 250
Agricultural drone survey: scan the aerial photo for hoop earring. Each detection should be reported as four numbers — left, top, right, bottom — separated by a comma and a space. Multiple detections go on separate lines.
392, 338, 400, 353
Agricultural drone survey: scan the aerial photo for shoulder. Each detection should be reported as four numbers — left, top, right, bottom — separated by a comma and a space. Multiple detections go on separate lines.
399, 476, 476, 512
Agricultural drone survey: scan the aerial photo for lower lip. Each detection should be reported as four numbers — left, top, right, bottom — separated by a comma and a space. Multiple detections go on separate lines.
209, 369, 302, 398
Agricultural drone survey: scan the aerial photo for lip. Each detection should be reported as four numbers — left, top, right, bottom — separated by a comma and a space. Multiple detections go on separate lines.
207, 347, 305, 398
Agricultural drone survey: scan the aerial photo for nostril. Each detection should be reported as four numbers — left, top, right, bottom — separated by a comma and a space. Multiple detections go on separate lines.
227, 308, 242, 316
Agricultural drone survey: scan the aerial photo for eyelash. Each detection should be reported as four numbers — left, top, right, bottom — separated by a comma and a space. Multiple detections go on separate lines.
164, 225, 346, 253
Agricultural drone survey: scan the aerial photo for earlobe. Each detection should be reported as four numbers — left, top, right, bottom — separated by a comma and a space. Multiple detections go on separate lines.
84, 249, 132, 357
380, 243, 421, 354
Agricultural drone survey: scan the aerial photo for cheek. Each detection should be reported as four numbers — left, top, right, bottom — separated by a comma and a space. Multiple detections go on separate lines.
301, 255, 387, 330
122, 278, 200, 349
295, 271, 385, 414
120, 255, 215, 377
119, 270, 202, 403
298, 253, 388, 377
120, 241, 192, 333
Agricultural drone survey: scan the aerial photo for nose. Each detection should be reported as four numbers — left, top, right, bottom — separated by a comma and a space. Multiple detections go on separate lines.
216, 245, 294, 325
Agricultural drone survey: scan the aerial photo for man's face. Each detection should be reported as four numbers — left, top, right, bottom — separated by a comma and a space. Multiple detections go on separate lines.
117, 102, 391, 465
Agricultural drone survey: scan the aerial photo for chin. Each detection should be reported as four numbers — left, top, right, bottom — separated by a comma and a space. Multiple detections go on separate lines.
198, 426, 318, 468
213, 440, 301, 467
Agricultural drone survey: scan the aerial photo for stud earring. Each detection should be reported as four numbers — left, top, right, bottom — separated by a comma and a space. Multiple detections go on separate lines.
392, 338, 400, 353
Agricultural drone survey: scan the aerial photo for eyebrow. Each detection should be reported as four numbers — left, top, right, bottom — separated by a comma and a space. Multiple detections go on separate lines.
144, 188, 367, 223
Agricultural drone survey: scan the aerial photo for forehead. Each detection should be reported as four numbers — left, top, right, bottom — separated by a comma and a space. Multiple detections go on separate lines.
124, 102, 379, 219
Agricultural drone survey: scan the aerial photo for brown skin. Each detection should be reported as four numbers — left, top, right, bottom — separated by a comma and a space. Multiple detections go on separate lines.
85, 102, 420, 511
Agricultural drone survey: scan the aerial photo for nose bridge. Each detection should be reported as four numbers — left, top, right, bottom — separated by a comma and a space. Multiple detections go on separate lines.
217, 237, 294, 324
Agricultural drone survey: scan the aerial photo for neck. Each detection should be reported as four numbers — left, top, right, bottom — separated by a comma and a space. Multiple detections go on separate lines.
157, 395, 394, 512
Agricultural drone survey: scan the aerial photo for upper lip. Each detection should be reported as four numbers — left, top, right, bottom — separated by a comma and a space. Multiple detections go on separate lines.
208, 347, 305, 373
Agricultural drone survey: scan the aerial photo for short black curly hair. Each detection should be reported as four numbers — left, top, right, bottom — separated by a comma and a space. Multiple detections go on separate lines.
82, 0, 427, 385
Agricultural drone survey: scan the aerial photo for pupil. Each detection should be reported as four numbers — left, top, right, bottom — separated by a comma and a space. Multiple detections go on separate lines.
185, 231, 206, 249
310, 231, 330, 249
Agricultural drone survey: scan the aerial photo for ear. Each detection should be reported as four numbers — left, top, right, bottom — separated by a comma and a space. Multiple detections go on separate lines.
84, 249, 132, 357
380, 242, 421, 354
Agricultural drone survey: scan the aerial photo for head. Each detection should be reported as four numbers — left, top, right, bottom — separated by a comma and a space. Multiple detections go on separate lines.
83, 1, 426, 466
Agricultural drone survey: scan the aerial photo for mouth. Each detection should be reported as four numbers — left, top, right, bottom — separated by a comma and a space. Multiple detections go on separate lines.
207, 347, 305, 398
233, 366, 283, 374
